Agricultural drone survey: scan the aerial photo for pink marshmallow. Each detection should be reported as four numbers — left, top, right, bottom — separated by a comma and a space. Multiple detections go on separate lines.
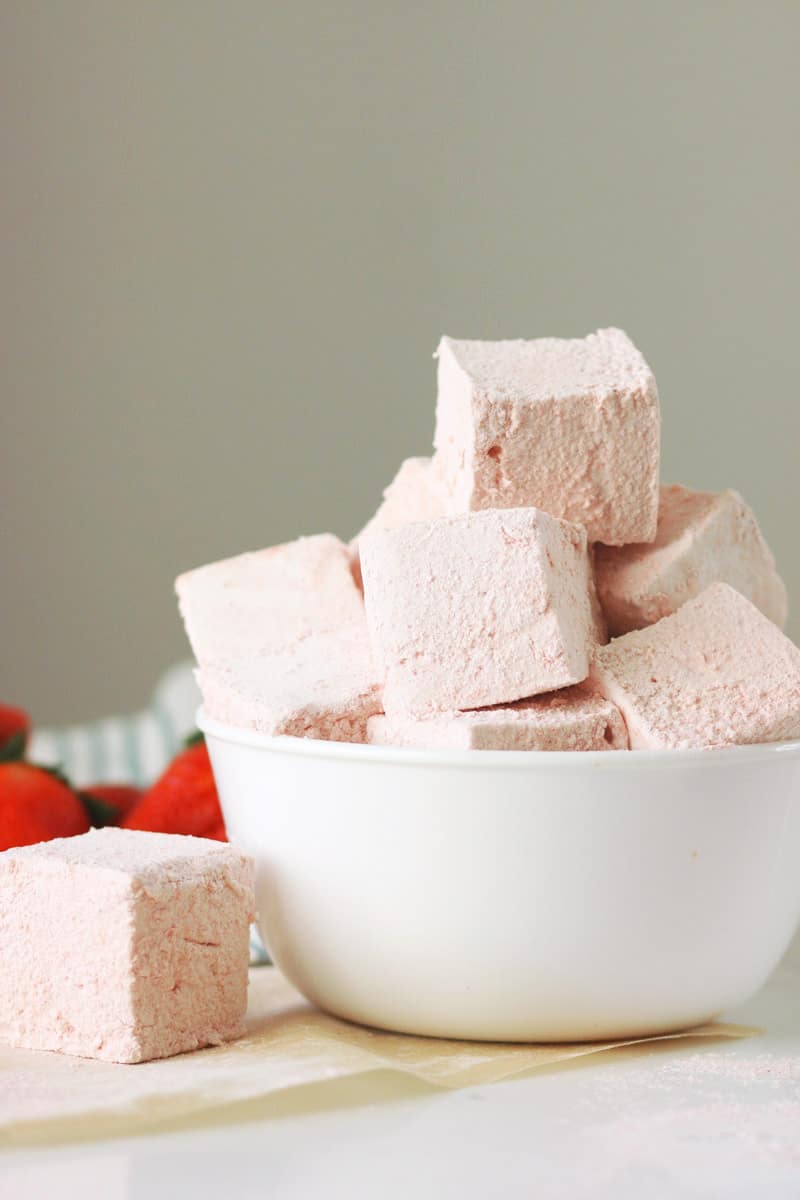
0, 829, 254, 1064
353, 456, 448, 544
434, 328, 660, 545
360, 507, 596, 717
176, 533, 363, 666
589, 582, 800, 750
367, 688, 628, 751
197, 624, 382, 742
588, 548, 610, 646
349, 457, 448, 589
594, 484, 788, 637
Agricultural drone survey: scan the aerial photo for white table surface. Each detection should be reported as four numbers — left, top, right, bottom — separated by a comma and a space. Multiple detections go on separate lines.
3, 937, 799, 1200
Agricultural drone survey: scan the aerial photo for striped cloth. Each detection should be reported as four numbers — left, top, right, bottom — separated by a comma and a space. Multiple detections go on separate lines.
28, 663, 269, 964
29, 662, 201, 789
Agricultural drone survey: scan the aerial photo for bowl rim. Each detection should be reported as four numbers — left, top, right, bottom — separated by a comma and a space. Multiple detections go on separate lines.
197, 710, 800, 771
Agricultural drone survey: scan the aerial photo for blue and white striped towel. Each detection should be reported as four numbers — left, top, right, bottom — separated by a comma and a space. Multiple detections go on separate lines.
29, 662, 200, 789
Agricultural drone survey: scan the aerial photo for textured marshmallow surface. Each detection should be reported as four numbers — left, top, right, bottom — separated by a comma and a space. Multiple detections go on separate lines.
590, 583, 800, 749
594, 484, 788, 637
349, 457, 449, 588
197, 623, 382, 741
434, 328, 660, 544
361, 507, 596, 717
587, 548, 610, 646
0, 829, 254, 1064
367, 688, 627, 751
352, 457, 448, 545
176, 533, 364, 666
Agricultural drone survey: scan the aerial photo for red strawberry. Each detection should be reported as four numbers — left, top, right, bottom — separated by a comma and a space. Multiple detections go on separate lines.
122, 740, 227, 841
0, 762, 91, 851
82, 783, 142, 826
0, 704, 31, 760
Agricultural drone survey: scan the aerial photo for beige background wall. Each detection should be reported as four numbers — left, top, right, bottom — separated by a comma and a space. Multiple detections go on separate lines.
2, 1, 798, 723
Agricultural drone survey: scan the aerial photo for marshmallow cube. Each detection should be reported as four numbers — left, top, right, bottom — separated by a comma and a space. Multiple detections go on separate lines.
0, 829, 255, 1064
361, 507, 596, 717
367, 688, 628, 751
594, 484, 789, 637
590, 583, 800, 750
176, 533, 364, 666
350, 457, 448, 589
352, 457, 448, 546
197, 625, 382, 742
434, 328, 660, 545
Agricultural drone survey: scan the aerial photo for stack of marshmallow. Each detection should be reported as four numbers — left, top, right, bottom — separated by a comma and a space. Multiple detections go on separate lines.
179, 328, 800, 751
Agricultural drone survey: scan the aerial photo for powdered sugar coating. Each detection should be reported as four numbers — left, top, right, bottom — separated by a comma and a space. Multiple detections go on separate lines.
349, 457, 449, 589
587, 548, 610, 646
176, 533, 364, 667
197, 623, 382, 741
0, 829, 254, 1064
7, 825, 241, 879
594, 484, 788, 636
361, 507, 596, 717
590, 582, 800, 749
367, 687, 628, 750
352, 457, 449, 546
434, 328, 660, 544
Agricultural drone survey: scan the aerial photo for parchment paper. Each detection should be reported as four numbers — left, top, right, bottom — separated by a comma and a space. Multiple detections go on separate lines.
0, 968, 755, 1146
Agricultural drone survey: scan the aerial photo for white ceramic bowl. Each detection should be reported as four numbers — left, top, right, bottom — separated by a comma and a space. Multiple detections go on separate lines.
200, 710, 800, 1042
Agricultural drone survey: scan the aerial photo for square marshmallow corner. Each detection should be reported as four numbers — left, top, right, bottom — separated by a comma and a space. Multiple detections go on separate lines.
349, 457, 449, 589
360, 507, 596, 717
589, 582, 800, 749
0, 828, 255, 1064
434, 327, 660, 545
197, 624, 382, 742
594, 484, 789, 637
176, 533, 364, 667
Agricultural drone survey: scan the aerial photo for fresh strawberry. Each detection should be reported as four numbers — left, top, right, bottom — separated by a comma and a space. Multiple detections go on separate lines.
0, 704, 31, 761
122, 739, 227, 841
82, 783, 142, 826
0, 762, 91, 851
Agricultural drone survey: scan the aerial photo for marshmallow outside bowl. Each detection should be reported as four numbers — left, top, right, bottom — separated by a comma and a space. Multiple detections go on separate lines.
200, 710, 800, 1043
